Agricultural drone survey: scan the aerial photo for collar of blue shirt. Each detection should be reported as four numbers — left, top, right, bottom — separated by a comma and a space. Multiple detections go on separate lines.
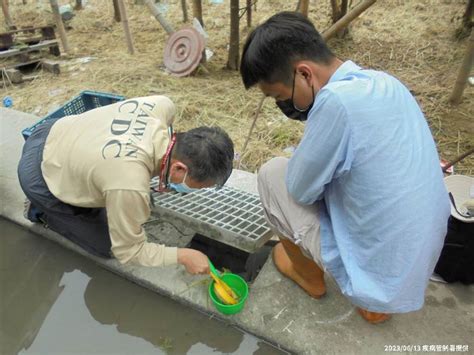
327, 60, 361, 84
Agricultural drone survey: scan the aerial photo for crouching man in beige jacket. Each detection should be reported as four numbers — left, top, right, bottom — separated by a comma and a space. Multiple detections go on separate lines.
18, 96, 234, 275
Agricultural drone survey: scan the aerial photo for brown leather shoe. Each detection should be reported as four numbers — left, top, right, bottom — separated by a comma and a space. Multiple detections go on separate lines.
357, 308, 392, 324
272, 241, 326, 299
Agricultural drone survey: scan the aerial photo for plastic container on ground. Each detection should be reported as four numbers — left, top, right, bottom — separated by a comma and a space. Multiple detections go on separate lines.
209, 273, 249, 315
22, 90, 125, 140
3, 96, 13, 108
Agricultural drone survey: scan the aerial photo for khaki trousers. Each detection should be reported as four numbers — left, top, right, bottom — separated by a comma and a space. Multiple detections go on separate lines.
257, 157, 325, 269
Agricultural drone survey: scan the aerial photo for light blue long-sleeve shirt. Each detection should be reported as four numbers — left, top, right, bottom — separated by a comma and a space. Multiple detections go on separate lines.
286, 61, 450, 313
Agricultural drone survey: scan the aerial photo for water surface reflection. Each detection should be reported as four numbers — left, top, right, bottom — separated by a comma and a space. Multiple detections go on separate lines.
0, 219, 285, 354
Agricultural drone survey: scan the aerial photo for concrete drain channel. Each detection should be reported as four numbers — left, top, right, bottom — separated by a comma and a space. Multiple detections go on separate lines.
150, 180, 275, 281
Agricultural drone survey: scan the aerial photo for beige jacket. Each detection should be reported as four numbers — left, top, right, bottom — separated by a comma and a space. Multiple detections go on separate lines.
41, 95, 178, 266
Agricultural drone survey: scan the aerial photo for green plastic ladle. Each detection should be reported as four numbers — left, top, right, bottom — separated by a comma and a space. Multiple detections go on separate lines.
208, 259, 221, 279
208, 259, 238, 300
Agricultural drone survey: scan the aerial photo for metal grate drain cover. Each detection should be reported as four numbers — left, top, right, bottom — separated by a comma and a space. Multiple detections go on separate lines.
150, 180, 272, 253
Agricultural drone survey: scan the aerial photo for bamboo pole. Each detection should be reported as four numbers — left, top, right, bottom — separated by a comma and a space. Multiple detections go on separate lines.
442, 147, 474, 173
2, 0, 15, 29
145, 0, 174, 34
181, 0, 188, 22
116, 0, 135, 54
449, 30, 474, 105
192, 0, 204, 27
238, 95, 266, 169
322, 0, 376, 41
49, 0, 70, 53
227, 0, 239, 70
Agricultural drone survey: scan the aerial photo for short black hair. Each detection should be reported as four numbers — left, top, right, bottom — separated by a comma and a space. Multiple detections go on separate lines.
240, 11, 335, 89
174, 127, 234, 187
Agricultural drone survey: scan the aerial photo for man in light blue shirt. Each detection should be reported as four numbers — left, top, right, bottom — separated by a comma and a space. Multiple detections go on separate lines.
240, 12, 450, 323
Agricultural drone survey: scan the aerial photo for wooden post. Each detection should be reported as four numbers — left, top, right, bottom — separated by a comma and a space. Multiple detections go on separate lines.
227, 0, 239, 70
49, 0, 70, 53
75, 0, 83, 10
181, 0, 188, 22
41, 26, 61, 56
5, 68, 23, 84
246, 0, 252, 28
297, 0, 309, 17
192, 0, 206, 64
112, 0, 121, 22
145, 0, 174, 34
449, 30, 474, 105
116, 0, 135, 54
2, 0, 15, 29
330, 0, 349, 38
41, 60, 61, 74
192, 0, 204, 27
322, 0, 376, 41
462, 0, 473, 32
331, 0, 348, 23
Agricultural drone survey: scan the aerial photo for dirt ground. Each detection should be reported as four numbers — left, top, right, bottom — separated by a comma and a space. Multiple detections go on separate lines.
1, 0, 473, 174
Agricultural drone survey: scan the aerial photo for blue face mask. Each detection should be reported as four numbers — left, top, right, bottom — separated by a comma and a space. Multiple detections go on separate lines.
169, 172, 199, 194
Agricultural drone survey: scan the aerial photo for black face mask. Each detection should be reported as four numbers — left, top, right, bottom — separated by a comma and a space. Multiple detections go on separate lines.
275, 70, 315, 122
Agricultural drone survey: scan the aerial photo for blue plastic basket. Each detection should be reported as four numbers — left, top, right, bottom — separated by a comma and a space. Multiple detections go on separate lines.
22, 90, 125, 140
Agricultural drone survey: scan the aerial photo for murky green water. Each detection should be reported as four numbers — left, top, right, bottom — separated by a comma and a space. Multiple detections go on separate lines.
0, 219, 286, 355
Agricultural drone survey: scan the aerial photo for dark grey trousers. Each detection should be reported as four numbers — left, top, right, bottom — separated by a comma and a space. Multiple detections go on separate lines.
18, 119, 112, 258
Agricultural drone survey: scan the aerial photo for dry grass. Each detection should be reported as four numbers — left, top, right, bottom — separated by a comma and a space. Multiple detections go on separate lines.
1, 0, 473, 174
